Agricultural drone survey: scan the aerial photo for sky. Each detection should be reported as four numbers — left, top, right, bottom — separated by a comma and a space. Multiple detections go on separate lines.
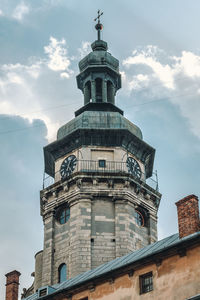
0, 0, 200, 298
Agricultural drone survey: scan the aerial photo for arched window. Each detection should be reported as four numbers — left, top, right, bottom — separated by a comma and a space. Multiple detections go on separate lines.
107, 80, 113, 103
84, 81, 91, 104
95, 78, 102, 102
135, 210, 145, 227
58, 263, 67, 283
57, 206, 70, 224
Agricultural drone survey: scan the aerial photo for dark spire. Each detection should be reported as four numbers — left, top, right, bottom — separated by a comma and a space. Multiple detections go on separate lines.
94, 10, 103, 41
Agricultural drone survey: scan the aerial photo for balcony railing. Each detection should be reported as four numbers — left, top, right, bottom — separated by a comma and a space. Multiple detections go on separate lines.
43, 160, 158, 191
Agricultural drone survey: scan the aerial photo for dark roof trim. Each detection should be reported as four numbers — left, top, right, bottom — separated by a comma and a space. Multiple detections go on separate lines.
187, 294, 200, 300
75, 102, 123, 117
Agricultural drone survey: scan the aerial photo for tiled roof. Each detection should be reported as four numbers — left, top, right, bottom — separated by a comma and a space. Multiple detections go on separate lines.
24, 231, 200, 300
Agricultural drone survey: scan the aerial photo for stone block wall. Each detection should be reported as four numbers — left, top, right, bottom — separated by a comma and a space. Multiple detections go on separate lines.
41, 212, 55, 287
69, 199, 92, 278
91, 199, 115, 268
38, 170, 159, 289
34, 251, 43, 292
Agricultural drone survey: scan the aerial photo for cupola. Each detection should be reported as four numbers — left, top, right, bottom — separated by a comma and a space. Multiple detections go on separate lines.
76, 10, 121, 111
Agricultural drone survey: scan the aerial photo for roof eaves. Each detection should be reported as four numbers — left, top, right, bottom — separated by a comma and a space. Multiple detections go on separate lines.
26, 231, 200, 300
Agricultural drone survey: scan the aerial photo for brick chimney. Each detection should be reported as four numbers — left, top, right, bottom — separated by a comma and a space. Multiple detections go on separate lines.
176, 194, 200, 238
5, 270, 21, 300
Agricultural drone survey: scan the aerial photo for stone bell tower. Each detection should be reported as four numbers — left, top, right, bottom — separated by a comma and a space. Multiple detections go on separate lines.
33, 12, 161, 293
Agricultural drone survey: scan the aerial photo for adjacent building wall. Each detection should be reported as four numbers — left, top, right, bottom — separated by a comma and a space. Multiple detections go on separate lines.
63, 244, 200, 300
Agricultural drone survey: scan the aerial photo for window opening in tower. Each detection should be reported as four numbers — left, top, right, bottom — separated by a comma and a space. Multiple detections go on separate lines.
95, 78, 102, 102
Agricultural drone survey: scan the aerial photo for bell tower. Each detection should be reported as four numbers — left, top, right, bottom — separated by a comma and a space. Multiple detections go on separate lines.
34, 12, 161, 293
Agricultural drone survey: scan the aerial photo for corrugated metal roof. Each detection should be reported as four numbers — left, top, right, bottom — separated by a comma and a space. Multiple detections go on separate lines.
24, 231, 200, 300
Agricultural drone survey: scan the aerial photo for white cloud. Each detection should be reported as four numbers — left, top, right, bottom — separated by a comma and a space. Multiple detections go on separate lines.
60, 72, 70, 79
172, 51, 200, 78
122, 46, 200, 140
128, 74, 149, 91
78, 41, 91, 58
0, 37, 79, 142
12, 2, 29, 21
2, 62, 41, 79
123, 45, 175, 89
0, 61, 58, 141
44, 37, 73, 77
0, 9, 4, 16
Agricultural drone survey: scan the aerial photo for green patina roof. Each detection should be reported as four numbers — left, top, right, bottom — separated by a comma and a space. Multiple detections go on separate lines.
78, 40, 119, 73
79, 49, 119, 73
57, 111, 143, 141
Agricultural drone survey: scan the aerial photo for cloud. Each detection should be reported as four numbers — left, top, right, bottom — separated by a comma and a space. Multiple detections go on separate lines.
78, 41, 91, 58
1, 39, 200, 144
12, 2, 29, 21
60, 72, 70, 79
0, 9, 4, 16
123, 45, 175, 89
0, 36, 81, 142
44, 37, 73, 76
0, 115, 46, 298
172, 51, 200, 78
122, 46, 200, 140
0, 61, 61, 141
128, 74, 150, 91
0, 34, 82, 295
2, 62, 41, 79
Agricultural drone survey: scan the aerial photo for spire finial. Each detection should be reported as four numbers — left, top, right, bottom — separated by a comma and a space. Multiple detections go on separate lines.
94, 10, 103, 40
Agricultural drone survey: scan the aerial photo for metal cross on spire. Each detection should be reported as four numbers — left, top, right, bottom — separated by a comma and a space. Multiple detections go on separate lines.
94, 9, 103, 23
94, 10, 103, 40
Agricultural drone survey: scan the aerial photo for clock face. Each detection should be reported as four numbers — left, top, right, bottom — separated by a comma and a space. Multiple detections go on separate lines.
60, 155, 77, 179
126, 157, 141, 179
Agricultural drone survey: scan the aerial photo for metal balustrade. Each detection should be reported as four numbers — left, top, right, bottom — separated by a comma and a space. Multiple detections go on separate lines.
78, 160, 127, 173
43, 159, 158, 191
